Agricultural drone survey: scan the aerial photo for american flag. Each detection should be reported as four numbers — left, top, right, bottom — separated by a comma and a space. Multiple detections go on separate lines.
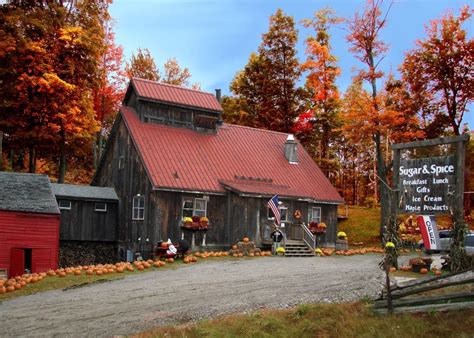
268, 194, 280, 225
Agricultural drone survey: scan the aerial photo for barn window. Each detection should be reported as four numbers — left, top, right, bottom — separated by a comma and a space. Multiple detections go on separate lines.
118, 156, 125, 170
132, 195, 145, 220
95, 202, 107, 212
194, 198, 207, 217
181, 197, 207, 218
182, 198, 194, 218
267, 202, 288, 222
309, 206, 321, 224
58, 200, 71, 210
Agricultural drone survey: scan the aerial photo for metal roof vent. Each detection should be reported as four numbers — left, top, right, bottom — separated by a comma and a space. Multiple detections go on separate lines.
284, 134, 298, 164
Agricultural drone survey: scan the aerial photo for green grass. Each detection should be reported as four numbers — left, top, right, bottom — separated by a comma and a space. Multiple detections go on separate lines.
135, 301, 474, 338
338, 206, 381, 246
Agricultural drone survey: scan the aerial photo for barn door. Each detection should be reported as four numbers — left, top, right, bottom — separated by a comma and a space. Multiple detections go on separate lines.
10, 248, 25, 278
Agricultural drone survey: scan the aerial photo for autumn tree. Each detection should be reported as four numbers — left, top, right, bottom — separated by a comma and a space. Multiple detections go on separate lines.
93, 19, 126, 168
229, 9, 304, 132
0, 0, 107, 182
125, 48, 160, 81
401, 6, 473, 136
162, 57, 191, 86
298, 8, 342, 175
346, 0, 394, 240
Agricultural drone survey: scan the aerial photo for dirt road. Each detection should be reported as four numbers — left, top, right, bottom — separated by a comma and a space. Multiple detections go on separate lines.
0, 255, 384, 337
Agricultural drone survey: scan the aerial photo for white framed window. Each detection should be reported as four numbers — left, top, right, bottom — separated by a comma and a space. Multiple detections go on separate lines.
194, 198, 207, 217
309, 206, 321, 224
59, 200, 71, 210
181, 197, 207, 218
267, 202, 288, 222
118, 156, 125, 170
182, 198, 194, 218
132, 195, 145, 220
95, 202, 107, 212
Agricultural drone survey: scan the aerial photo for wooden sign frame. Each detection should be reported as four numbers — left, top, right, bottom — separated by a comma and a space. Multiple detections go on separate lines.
391, 134, 470, 223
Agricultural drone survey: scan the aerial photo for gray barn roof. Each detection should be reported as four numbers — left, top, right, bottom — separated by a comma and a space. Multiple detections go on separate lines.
51, 183, 118, 201
0, 172, 60, 214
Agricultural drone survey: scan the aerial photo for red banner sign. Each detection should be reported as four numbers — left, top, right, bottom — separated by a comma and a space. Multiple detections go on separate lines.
416, 215, 441, 250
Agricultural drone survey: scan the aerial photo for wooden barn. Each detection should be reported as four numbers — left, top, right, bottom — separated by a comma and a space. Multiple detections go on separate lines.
51, 184, 119, 266
0, 172, 60, 278
93, 78, 343, 259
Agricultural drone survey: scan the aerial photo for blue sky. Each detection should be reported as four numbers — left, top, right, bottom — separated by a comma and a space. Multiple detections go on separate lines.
110, 0, 473, 127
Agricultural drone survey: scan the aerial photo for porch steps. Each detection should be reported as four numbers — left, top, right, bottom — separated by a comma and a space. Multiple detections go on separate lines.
284, 240, 314, 257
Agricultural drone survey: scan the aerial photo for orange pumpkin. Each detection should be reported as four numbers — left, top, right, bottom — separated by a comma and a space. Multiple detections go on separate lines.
389, 267, 397, 272
435, 270, 442, 276
420, 268, 428, 274
14, 283, 22, 290
6, 285, 15, 293
0, 280, 5, 287
0, 286, 6, 294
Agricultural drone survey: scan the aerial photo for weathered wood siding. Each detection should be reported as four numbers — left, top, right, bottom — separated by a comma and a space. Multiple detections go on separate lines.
58, 199, 118, 242
94, 117, 155, 258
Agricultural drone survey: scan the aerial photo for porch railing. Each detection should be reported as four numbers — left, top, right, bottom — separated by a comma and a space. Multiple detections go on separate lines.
300, 223, 316, 252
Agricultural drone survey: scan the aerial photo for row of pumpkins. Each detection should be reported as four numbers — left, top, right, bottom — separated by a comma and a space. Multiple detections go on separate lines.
0, 249, 273, 295
391, 266, 442, 276
315, 246, 387, 257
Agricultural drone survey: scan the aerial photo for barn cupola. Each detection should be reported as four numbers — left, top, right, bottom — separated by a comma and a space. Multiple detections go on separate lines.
122, 78, 223, 134
284, 134, 298, 164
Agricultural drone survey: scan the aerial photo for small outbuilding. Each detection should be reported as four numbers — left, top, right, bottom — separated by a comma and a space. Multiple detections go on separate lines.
51, 183, 119, 266
0, 172, 60, 278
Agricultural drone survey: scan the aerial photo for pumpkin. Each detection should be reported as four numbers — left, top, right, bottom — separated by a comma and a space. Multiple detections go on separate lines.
143, 262, 150, 269
6, 285, 15, 293
435, 270, 442, 276
86, 269, 94, 275
389, 267, 397, 272
96, 270, 103, 276
20, 280, 26, 287
168, 258, 174, 263
420, 268, 428, 274
116, 267, 124, 273
0, 280, 5, 287
0, 286, 6, 294
74, 270, 82, 276
127, 266, 135, 272
242, 237, 250, 243
238, 253, 243, 257
14, 283, 22, 290
137, 265, 144, 271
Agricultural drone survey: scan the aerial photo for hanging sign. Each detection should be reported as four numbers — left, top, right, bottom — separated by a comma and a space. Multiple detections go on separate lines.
416, 215, 441, 250
398, 155, 455, 214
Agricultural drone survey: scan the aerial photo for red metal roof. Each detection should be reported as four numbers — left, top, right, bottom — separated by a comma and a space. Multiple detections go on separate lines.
121, 106, 343, 204
131, 78, 222, 112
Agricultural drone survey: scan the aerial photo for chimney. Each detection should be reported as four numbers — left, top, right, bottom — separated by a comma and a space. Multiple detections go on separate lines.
284, 134, 298, 164
215, 89, 221, 103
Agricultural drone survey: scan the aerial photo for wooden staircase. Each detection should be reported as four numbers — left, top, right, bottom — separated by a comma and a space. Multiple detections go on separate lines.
284, 240, 314, 257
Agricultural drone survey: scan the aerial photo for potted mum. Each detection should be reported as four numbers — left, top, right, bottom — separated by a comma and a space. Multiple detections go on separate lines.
199, 216, 209, 230
182, 217, 193, 229
276, 247, 285, 256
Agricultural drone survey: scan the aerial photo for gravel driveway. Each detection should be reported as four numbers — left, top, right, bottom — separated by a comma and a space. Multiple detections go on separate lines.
0, 255, 384, 337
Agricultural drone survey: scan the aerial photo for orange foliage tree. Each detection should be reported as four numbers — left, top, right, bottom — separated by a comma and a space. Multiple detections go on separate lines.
297, 8, 343, 176
401, 6, 473, 136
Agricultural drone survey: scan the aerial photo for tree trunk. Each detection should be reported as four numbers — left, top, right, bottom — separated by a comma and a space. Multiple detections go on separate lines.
28, 146, 36, 173
58, 136, 66, 183
0, 131, 3, 170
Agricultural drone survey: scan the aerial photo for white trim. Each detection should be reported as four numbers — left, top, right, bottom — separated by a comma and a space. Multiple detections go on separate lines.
58, 200, 71, 210
132, 195, 145, 220
95, 202, 107, 212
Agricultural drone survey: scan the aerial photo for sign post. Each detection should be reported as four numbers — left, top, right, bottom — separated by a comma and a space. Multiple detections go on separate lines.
391, 134, 469, 271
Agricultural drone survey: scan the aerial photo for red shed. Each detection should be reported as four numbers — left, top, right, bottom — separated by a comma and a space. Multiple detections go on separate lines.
0, 172, 60, 278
